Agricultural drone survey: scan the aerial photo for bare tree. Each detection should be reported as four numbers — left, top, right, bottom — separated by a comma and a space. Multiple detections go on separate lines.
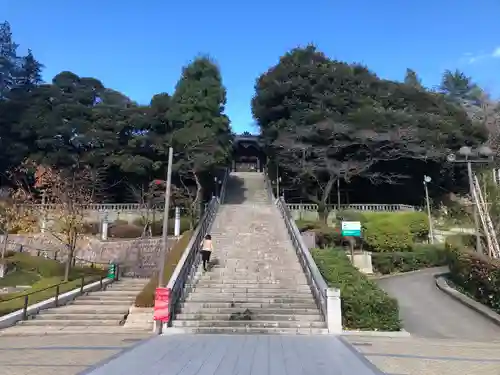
274, 120, 429, 221
32, 162, 96, 281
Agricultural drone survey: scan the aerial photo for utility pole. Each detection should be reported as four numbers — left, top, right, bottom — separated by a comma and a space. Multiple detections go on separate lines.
157, 147, 174, 288
423, 175, 434, 244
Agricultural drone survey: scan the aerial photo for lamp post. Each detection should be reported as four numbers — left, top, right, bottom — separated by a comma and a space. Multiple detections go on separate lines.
423, 175, 434, 244
157, 147, 174, 288
447, 145, 494, 253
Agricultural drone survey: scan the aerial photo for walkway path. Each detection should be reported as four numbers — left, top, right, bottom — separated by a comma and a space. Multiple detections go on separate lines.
375, 267, 500, 341
0, 332, 151, 375
83, 334, 385, 375
345, 335, 500, 375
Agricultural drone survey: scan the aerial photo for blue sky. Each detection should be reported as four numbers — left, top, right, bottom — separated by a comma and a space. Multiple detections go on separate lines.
4, 0, 500, 133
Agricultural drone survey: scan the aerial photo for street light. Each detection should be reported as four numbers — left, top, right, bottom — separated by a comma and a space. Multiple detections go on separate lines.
423, 175, 434, 244
447, 145, 494, 253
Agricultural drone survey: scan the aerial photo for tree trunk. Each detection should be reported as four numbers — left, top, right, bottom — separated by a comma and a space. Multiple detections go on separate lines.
318, 203, 330, 224
1, 233, 8, 259
64, 229, 77, 282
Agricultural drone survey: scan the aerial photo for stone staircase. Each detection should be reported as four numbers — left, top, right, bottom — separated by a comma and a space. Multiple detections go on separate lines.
17, 278, 149, 329
172, 172, 327, 334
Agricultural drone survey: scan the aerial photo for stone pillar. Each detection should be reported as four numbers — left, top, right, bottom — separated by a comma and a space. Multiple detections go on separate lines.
174, 207, 181, 237
40, 218, 46, 233
101, 211, 109, 241
327, 288, 342, 334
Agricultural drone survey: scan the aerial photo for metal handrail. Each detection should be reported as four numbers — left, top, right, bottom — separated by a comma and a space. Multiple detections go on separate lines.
219, 168, 229, 204
275, 197, 329, 320
165, 169, 228, 325
263, 168, 328, 321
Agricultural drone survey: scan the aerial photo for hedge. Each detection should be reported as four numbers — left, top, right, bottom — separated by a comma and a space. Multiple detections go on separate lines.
445, 240, 500, 314
362, 212, 429, 252
372, 244, 447, 275
312, 248, 401, 331
132, 217, 191, 236
134, 230, 193, 307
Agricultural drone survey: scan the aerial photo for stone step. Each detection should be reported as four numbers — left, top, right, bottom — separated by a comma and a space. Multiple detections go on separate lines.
184, 295, 316, 304
195, 280, 310, 287
175, 327, 328, 335
188, 283, 311, 291
77, 296, 136, 302
17, 319, 123, 326
187, 293, 314, 303
188, 289, 313, 298
176, 306, 321, 315
199, 276, 307, 283
176, 313, 323, 322
106, 284, 144, 293
35, 313, 126, 321
85, 290, 140, 297
191, 286, 312, 294
42, 306, 129, 314
71, 299, 132, 306
180, 301, 318, 309
172, 320, 326, 329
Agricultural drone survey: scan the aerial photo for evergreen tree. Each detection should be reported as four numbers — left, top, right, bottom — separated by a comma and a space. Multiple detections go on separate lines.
404, 68, 423, 89
0, 21, 19, 98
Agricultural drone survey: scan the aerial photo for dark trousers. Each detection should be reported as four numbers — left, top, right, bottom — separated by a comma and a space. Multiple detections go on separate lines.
201, 250, 211, 270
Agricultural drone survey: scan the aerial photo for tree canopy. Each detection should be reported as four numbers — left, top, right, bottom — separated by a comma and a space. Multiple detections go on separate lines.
252, 45, 488, 213
0, 21, 233, 212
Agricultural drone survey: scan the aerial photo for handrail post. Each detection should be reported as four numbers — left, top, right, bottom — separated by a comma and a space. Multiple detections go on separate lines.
326, 288, 342, 333
100, 276, 103, 289
22, 295, 29, 320
55, 285, 60, 307
80, 276, 85, 294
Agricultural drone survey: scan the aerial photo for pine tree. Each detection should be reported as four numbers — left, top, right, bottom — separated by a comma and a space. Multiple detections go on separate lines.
404, 68, 423, 89
16, 49, 43, 88
0, 21, 19, 98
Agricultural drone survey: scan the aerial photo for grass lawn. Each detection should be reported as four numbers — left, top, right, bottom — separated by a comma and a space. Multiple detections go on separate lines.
0, 269, 41, 288
0, 252, 106, 316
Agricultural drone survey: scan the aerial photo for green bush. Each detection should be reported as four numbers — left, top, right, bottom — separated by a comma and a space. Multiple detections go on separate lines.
372, 244, 447, 275
336, 210, 365, 223
312, 248, 401, 331
109, 224, 143, 238
445, 234, 477, 250
132, 217, 191, 236
361, 212, 429, 252
446, 243, 500, 314
135, 231, 193, 307
295, 220, 323, 232
82, 221, 100, 235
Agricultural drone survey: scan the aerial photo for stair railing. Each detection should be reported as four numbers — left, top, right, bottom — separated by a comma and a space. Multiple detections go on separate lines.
165, 169, 228, 326
263, 168, 327, 308
275, 197, 329, 322
263, 167, 276, 203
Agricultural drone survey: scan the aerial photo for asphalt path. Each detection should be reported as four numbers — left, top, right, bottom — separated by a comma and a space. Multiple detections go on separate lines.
375, 267, 500, 341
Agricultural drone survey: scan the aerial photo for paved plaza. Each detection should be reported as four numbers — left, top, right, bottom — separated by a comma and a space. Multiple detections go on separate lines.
345, 335, 500, 375
81, 334, 385, 375
0, 332, 152, 375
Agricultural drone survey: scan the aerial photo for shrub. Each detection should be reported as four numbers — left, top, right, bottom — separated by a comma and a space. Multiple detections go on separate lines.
372, 244, 447, 275
336, 210, 365, 223
82, 221, 100, 235
446, 243, 500, 314
132, 217, 191, 236
445, 234, 477, 250
109, 224, 143, 238
296, 220, 323, 232
363, 218, 413, 252
312, 248, 401, 331
134, 230, 193, 308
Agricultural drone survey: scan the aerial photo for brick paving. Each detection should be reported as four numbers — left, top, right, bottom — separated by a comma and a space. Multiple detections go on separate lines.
344, 335, 500, 375
0, 333, 152, 375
